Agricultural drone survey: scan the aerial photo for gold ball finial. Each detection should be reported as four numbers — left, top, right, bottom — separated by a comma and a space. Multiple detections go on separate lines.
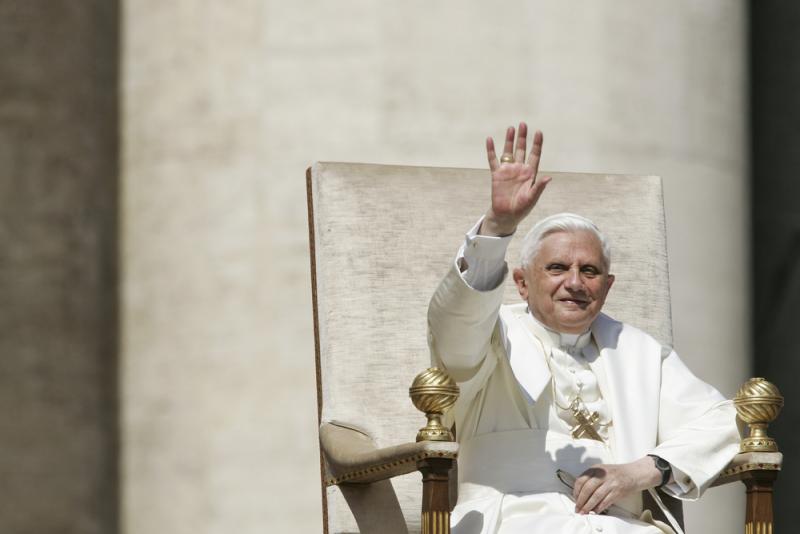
409, 368, 459, 442
734, 377, 783, 453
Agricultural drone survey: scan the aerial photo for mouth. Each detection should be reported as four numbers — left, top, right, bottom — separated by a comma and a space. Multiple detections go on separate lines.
558, 297, 589, 307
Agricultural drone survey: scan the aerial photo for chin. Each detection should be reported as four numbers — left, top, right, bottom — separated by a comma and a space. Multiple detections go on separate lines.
553, 316, 593, 333
556, 325, 589, 334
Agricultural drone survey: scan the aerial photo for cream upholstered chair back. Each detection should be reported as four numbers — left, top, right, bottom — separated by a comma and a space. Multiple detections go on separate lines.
307, 162, 673, 533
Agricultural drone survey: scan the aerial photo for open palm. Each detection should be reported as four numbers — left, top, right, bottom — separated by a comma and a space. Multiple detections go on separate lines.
481, 122, 551, 236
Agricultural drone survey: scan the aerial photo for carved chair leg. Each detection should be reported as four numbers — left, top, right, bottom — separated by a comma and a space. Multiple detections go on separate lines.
418, 457, 453, 534
743, 470, 777, 534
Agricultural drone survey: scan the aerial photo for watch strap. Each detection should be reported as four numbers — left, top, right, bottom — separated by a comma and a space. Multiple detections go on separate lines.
647, 454, 672, 488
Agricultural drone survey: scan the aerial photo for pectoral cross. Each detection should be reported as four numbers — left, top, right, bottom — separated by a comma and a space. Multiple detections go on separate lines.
568, 398, 604, 441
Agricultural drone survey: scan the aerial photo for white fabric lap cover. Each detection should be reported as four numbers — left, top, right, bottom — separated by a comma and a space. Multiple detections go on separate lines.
308, 162, 672, 533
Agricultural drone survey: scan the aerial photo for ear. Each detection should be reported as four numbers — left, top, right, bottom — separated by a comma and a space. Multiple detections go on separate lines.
513, 267, 528, 300
605, 273, 615, 293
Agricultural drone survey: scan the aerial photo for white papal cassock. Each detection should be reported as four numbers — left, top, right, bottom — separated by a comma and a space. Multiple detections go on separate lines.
426, 220, 740, 534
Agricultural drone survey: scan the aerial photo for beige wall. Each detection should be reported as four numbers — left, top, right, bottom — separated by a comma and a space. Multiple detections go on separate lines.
122, 2, 747, 533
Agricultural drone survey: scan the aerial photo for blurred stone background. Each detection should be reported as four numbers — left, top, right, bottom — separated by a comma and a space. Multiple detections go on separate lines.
0, 1, 797, 533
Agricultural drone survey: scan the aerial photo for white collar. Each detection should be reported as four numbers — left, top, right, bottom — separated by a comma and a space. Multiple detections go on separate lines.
525, 309, 592, 352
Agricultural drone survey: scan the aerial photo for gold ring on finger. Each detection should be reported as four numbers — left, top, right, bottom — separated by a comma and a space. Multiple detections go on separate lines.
500, 154, 515, 163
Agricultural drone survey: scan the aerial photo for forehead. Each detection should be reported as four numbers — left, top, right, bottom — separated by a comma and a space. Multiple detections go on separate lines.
534, 230, 604, 262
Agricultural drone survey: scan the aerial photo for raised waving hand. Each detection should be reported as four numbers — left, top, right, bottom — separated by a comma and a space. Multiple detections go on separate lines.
480, 122, 551, 236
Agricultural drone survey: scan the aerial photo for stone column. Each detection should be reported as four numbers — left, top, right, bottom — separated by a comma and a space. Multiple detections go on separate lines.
751, 3, 800, 532
0, 2, 119, 533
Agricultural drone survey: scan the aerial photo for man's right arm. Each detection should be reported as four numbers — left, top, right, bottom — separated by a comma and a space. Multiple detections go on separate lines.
427, 218, 511, 382
428, 121, 548, 382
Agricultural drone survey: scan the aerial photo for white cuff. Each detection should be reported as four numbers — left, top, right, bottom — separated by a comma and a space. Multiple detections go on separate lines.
457, 216, 512, 291
663, 464, 695, 496
647, 451, 697, 497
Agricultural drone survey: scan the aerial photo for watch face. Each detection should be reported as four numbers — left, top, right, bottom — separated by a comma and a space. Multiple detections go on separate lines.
649, 454, 668, 469
649, 455, 671, 488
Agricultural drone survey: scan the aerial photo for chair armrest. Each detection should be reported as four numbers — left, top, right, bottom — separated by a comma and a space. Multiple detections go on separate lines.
710, 451, 783, 487
320, 421, 458, 486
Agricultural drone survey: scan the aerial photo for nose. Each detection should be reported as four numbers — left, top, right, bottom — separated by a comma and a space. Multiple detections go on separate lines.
564, 268, 584, 291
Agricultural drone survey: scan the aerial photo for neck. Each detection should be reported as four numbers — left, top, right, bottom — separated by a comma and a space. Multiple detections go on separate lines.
529, 309, 590, 335
528, 310, 591, 349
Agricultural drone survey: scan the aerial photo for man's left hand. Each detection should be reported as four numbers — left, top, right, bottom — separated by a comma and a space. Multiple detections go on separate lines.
572, 457, 663, 514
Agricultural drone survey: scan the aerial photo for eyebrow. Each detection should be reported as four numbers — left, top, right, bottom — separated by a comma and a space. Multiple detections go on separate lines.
544, 261, 604, 271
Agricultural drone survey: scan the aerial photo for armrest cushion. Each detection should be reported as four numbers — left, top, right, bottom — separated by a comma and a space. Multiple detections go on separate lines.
710, 451, 783, 487
320, 421, 458, 486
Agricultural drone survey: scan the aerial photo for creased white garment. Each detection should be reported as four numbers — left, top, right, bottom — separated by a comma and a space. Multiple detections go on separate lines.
454, 429, 667, 534
448, 306, 664, 534
426, 220, 739, 534
519, 312, 613, 443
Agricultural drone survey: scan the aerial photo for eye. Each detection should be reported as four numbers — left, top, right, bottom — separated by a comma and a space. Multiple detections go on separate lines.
581, 265, 600, 277
546, 263, 567, 273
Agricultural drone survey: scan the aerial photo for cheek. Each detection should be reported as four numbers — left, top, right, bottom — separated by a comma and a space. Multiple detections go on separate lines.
587, 282, 609, 301
532, 284, 559, 306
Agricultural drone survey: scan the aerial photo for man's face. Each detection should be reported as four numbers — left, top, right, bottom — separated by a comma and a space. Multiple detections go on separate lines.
513, 230, 614, 334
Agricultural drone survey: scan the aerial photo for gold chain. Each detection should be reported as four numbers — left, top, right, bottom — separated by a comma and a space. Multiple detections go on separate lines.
543, 344, 612, 440
520, 318, 613, 441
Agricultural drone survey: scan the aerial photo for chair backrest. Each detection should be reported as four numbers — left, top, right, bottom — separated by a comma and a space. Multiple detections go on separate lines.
307, 162, 673, 533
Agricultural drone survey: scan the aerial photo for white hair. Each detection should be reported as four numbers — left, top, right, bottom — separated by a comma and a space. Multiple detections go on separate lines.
519, 212, 611, 269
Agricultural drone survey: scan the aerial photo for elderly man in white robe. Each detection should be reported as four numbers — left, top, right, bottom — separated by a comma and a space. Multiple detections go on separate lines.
427, 123, 740, 534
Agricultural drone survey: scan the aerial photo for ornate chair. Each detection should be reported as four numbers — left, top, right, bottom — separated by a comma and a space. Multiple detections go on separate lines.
306, 162, 783, 534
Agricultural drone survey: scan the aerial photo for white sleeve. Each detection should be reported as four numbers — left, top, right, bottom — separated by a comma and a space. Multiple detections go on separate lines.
458, 216, 513, 291
648, 349, 740, 499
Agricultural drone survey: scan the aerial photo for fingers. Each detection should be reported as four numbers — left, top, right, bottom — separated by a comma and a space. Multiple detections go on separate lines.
491, 124, 544, 173
594, 493, 617, 515
526, 129, 544, 175
529, 175, 551, 202
502, 126, 515, 160
573, 468, 594, 506
514, 122, 527, 162
580, 483, 610, 514
574, 466, 608, 514
486, 137, 498, 172
513, 175, 551, 218
574, 475, 603, 513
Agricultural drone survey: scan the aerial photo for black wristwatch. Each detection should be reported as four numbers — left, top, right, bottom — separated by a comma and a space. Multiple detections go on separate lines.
648, 454, 672, 488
